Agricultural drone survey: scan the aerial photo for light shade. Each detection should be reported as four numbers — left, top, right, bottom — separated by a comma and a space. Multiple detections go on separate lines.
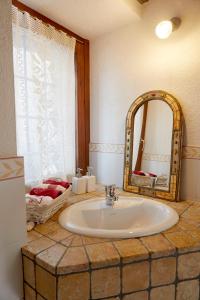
155, 20, 173, 39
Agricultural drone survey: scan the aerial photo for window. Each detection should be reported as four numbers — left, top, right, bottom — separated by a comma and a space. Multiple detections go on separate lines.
12, 7, 76, 184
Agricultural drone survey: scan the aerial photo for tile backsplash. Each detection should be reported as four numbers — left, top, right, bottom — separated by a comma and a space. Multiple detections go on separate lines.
90, 143, 200, 160
0, 156, 24, 181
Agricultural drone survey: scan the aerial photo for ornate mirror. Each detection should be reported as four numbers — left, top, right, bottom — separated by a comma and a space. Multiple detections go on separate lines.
123, 90, 183, 201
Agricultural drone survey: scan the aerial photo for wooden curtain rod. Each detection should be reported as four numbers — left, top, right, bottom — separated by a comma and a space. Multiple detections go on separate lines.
12, 0, 88, 45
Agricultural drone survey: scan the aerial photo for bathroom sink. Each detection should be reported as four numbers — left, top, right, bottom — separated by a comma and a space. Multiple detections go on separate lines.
59, 197, 179, 238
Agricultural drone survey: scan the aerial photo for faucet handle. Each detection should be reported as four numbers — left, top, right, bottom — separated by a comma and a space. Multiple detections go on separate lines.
105, 184, 116, 188
105, 184, 115, 190
105, 184, 116, 196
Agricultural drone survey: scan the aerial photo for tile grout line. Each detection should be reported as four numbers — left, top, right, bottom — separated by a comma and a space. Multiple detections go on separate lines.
175, 250, 178, 300
55, 246, 69, 300
21, 253, 26, 300
83, 243, 92, 300
111, 241, 123, 299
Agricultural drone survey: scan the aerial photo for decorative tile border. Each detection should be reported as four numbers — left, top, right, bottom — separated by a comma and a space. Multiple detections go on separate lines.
89, 143, 124, 154
143, 153, 171, 162
90, 143, 200, 160
182, 146, 200, 160
0, 156, 24, 181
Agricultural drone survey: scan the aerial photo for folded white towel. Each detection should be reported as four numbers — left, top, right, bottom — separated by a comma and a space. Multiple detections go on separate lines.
27, 221, 35, 231
156, 175, 168, 186
35, 183, 66, 193
25, 194, 53, 206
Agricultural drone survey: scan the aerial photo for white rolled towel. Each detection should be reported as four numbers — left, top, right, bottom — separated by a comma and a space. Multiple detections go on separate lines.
25, 194, 53, 206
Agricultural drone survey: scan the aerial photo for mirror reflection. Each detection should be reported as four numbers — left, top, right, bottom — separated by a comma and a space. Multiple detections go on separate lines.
131, 100, 173, 191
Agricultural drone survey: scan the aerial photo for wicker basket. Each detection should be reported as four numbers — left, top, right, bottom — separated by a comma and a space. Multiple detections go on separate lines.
26, 187, 71, 224
131, 174, 156, 188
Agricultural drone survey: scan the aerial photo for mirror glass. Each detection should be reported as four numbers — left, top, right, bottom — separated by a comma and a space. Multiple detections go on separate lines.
130, 100, 173, 191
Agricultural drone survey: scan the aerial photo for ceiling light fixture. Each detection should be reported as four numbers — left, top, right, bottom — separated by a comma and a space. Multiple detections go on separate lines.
155, 17, 181, 39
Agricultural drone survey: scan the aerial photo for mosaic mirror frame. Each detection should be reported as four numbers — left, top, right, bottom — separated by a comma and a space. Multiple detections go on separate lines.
123, 90, 183, 201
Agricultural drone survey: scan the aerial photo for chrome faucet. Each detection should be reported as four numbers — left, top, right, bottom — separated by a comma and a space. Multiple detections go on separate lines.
105, 185, 118, 206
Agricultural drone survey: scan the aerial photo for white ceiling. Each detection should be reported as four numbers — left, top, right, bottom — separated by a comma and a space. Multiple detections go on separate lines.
20, 0, 142, 39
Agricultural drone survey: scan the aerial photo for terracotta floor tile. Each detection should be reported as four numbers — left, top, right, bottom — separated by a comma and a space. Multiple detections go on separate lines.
36, 244, 66, 274
34, 221, 59, 235
141, 234, 175, 258
190, 201, 200, 207
58, 272, 90, 300
50, 207, 65, 222
104, 297, 120, 300
22, 236, 56, 259
186, 204, 200, 212
23, 256, 35, 288
91, 267, 120, 299
164, 231, 200, 253
36, 265, 56, 300
24, 283, 36, 300
163, 223, 181, 234
182, 215, 200, 226
37, 295, 45, 300
178, 252, 200, 280
188, 229, 200, 240
176, 280, 199, 300
27, 230, 42, 243
114, 239, 149, 263
86, 242, 120, 268
60, 235, 74, 247
122, 261, 149, 293
123, 290, 148, 300
178, 218, 199, 231
70, 235, 83, 246
46, 227, 72, 242
150, 285, 175, 300
182, 206, 200, 220
82, 235, 109, 245
167, 202, 191, 215
151, 257, 176, 286
57, 246, 89, 274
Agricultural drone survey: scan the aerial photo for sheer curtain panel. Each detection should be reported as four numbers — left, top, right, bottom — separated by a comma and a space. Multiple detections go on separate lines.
12, 6, 76, 184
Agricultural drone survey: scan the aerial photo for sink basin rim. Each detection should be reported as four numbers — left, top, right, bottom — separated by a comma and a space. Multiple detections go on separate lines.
59, 197, 179, 238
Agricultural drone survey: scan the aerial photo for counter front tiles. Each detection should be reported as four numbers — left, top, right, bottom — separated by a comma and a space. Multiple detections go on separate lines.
22, 190, 200, 300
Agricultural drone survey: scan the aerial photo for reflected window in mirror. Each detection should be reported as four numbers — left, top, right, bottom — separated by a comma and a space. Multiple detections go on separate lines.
131, 100, 173, 191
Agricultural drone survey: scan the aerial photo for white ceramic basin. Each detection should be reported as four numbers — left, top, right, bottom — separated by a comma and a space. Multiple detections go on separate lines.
59, 197, 179, 238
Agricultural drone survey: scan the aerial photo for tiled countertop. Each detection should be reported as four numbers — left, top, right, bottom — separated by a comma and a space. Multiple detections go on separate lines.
22, 190, 200, 300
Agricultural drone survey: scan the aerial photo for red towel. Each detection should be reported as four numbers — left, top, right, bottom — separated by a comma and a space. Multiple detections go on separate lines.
132, 170, 146, 176
30, 188, 62, 199
132, 171, 157, 177
43, 179, 70, 189
148, 172, 157, 177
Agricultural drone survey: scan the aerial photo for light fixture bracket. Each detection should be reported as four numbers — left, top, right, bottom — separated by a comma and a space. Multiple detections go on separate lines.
170, 17, 181, 31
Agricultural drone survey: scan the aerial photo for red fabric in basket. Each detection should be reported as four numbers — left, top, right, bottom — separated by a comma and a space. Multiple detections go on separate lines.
43, 179, 70, 189
132, 170, 146, 176
30, 188, 62, 199
148, 172, 157, 177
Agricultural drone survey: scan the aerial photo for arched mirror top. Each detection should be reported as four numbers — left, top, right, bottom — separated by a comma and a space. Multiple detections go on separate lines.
126, 90, 182, 131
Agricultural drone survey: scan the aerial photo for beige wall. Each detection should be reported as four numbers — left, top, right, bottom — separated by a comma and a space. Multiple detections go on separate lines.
0, 1, 26, 299
90, 0, 200, 200
0, 0, 17, 156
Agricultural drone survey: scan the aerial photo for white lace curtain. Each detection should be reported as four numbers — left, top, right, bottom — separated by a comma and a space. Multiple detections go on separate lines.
12, 6, 76, 184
